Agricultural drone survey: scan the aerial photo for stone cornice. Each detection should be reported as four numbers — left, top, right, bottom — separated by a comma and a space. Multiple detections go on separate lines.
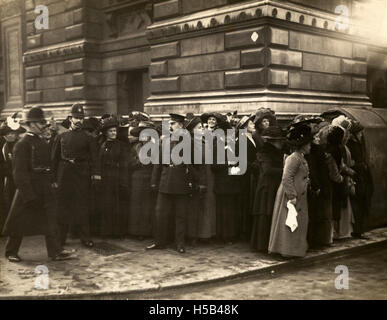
147, 0, 378, 46
23, 40, 100, 64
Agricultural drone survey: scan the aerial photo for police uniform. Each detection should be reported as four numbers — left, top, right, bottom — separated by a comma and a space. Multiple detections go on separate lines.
2, 107, 72, 262
148, 114, 194, 253
52, 104, 100, 246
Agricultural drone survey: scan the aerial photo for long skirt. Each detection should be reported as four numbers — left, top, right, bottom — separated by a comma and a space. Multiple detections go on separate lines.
268, 184, 309, 257
250, 215, 272, 252
128, 168, 156, 237
197, 166, 216, 239
333, 197, 354, 239
216, 194, 241, 242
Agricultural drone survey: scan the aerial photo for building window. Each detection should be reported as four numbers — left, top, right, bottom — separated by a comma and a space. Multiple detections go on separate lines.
117, 69, 150, 115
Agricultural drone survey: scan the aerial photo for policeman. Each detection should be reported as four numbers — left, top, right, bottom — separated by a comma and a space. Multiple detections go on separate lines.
52, 103, 101, 248
2, 107, 75, 262
147, 113, 194, 253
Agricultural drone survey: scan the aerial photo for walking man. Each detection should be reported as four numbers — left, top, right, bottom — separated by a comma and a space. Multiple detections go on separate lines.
2, 106, 75, 262
52, 103, 100, 248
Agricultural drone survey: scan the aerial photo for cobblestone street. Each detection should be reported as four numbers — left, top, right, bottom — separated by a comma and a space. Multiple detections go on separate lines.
1, 228, 387, 299
150, 245, 387, 300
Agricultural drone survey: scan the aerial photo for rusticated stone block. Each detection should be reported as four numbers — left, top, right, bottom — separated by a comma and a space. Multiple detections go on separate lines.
72, 73, 85, 86
26, 91, 41, 103
225, 27, 265, 49
154, 0, 180, 20
65, 86, 85, 100
289, 71, 351, 92
225, 68, 265, 88
289, 71, 311, 90
268, 27, 289, 47
151, 77, 180, 93
25, 0, 35, 11
27, 34, 42, 49
353, 44, 367, 61
36, 75, 71, 89
181, 72, 224, 92
64, 58, 85, 73
65, 24, 84, 40
25, 66, 41, 79
268, 49, 302, 68
341, 59, 367, 76
42, 62, 64, 76
151, 42, 180, 61
352, 78, 367, 93
182, 0, 227, 14
241, 48, 265, 68
303, 53, 340, 74
66, 0, 83, 10
26, 79, 36, 91
268, 69, 288, 87
181, 34, 224, 57
150, 61, 168, 77
43, 88, 65, 102
168, 51, 240, 75
289, 31, 352, 58
43, 29, 66, 46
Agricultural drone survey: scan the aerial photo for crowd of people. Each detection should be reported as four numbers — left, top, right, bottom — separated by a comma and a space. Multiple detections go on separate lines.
0, 103, 373, 262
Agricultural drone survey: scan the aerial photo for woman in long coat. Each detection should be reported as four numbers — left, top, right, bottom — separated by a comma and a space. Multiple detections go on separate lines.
127, 123, 157, 239
212, 116, 241, 243
306, 122, 334, 248
236, 115, 260, 241
197, 112, 223, 240
251, 126, 285, 252
97, 116, 128, 237
268, 124, 312, 258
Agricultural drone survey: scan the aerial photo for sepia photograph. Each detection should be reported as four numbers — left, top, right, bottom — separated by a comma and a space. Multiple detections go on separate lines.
0, 0, 387, 306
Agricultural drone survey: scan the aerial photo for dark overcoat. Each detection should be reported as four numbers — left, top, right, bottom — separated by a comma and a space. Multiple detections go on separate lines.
97, 139, 128, 236
128, 141, 156, 237
212, 137, 242, 241
2, 133, 58, 237
51, 128, 100, 225
251, 142, 284, 252
306, 143, 333, 247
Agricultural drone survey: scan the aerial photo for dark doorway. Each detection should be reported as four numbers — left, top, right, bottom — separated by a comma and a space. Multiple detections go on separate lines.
117, 69, 150, 115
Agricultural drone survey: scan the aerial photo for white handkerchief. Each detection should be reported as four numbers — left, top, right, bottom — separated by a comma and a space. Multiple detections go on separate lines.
285, 201, 298, 232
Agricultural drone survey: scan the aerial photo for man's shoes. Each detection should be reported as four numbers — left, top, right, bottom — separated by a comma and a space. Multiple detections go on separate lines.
81, 240, 94, 248
6, 255, 22, 263
351, 233, 369, 240
145, 243, 164, 250
52, 250, 76, 261
177, 245, 186, 254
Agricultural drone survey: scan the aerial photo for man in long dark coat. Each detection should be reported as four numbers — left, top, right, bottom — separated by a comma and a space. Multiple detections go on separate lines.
2, 107, 75, 262
146, 114, 194, 253
52, 103, 100, 248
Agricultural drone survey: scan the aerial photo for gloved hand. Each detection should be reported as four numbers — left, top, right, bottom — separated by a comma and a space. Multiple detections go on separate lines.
198, 185, 207, 194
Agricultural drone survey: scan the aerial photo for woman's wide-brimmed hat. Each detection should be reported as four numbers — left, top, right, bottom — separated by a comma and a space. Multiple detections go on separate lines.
101, 116, 119, 132
261, 126, 286, 140
83, 117, 101, 132
130, 121, 157, 137
185, 116, 202, 132
236, 114, 255, 130
200, 112, 223, 124
286, 123, 313, 147
288, 115, 324, 129
254, 107, 277, 126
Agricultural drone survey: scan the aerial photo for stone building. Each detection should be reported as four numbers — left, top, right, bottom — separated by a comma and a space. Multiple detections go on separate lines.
0, 0, 386, 119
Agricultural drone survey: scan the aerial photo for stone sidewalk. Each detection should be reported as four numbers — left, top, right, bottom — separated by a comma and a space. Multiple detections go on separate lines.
1, 227, 387, 299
